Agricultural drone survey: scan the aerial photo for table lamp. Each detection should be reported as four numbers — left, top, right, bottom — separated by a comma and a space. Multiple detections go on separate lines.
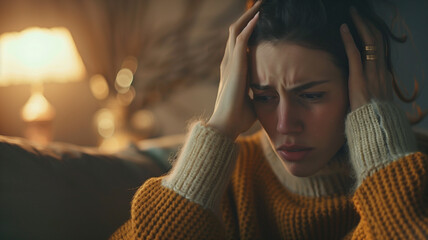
0, 27, 86, 144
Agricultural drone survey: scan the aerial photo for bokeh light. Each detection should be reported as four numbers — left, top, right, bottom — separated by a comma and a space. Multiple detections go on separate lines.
94, 108, 115, 138
89, 74, 109, 100
115, 68, 133, 93
117, 86, 136, 106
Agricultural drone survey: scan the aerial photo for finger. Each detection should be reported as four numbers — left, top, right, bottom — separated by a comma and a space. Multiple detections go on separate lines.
340, 23, 369, 109
228, 12, 259, 90
350, 7, 379, 90
350, 7, 376, 45
234, 1, 262, 34
221, 43, 230, 71
365, 21, 393, 100
228, 0, 262, 51
226, 1, 261, 67
235, 12, 259, 53
340, 24, 364, 79
366, 22, 385, 59
365, 22, 384, 69
222, 12, 259, 94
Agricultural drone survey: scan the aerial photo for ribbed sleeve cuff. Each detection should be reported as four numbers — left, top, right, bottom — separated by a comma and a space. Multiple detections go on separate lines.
162, 122, 238, 211
345, 100, 417, 187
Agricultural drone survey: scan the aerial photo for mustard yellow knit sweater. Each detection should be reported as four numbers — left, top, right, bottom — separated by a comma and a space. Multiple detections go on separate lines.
111, 101, 428, 239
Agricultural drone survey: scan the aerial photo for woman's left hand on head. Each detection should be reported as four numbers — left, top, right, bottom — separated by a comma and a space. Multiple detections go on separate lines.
340, 7, 394, 111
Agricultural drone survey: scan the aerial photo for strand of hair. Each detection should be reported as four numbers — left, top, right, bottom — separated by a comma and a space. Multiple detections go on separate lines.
392, 76, 419, 103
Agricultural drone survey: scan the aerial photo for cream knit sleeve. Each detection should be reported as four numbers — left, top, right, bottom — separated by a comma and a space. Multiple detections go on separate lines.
345, 100, 418, 187
162, 122, 238, 211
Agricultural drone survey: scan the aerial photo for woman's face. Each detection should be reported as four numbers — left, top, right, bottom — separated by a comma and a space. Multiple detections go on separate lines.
250, 42, 348, 177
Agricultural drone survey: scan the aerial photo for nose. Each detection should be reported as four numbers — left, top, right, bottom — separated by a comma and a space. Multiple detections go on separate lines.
276, 98, 304, 134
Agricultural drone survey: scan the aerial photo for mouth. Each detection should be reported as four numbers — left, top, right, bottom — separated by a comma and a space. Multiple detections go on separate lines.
276, 145, 314, 162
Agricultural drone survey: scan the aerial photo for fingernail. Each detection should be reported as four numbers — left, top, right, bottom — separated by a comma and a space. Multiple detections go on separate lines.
341, 24, 349, 33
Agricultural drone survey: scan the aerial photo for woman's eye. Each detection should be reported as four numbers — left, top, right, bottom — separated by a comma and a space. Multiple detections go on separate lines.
299, 92, 325, 102
253, 95, 276, 103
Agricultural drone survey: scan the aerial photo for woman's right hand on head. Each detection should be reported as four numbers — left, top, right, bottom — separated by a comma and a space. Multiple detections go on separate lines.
207, 1, 261, 140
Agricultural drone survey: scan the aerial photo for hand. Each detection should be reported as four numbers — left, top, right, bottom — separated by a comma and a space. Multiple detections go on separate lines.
340, 7, 394, 111
207, 1, 261, 139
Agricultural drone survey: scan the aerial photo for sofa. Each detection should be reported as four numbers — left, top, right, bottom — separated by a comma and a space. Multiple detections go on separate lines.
0, 135, 175, 240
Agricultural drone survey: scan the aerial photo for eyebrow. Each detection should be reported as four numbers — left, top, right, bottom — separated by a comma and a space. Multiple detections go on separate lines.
250, 80, 330, 92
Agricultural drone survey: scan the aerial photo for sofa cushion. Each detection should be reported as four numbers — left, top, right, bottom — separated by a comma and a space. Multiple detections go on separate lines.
0, 135, 169, 240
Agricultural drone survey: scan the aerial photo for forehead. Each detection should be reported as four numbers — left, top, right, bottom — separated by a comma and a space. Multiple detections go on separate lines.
250, 42, 342, 86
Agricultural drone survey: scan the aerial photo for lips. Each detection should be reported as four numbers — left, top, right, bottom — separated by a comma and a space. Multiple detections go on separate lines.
276, 144, 313, 162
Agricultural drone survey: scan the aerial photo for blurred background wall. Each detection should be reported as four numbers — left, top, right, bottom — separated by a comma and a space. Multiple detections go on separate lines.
0, 0, 426, 148
385, 0, 428, 133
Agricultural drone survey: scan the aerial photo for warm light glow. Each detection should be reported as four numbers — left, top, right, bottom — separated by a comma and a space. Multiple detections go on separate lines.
131, 109, 155, 131
21, 91, 55, 122
90, 74, 109, 100
0, 27, 86, 85
98, 132, 130, 153
95, 108, 115, 138
115, 68, 134, 93
117, 86, 136, 106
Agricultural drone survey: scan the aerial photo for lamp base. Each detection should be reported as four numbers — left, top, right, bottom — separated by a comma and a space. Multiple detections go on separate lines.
21, 85, 55, 145
24, 120, 53, 145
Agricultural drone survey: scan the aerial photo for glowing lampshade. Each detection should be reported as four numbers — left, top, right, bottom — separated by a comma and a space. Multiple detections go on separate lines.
0, 27, 86, 143
0, 27, 85, 85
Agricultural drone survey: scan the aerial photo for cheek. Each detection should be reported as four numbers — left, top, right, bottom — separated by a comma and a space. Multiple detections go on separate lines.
255, 107, 276, 131
255, 106, 279, 140
306, 101, 347, 140
308, 108, 343, 133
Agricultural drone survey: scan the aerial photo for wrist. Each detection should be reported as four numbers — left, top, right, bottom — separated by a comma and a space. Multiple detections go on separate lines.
206, 118, 239, 140
349, 89, 370, 111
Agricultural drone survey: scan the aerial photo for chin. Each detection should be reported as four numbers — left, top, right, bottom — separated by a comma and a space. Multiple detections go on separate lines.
288, 169, 315, 178
284, 162, 320, 177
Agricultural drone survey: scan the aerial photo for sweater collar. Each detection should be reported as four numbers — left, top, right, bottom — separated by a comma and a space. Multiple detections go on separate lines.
260, 131, 354, 197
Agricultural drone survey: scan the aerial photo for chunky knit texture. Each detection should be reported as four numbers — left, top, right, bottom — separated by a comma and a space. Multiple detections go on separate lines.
111, 101, 428, 239
163, 122, 238, 211
346, 100, 418, 187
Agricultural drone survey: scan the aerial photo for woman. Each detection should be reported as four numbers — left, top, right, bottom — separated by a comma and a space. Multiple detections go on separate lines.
112, 0, 428, 239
